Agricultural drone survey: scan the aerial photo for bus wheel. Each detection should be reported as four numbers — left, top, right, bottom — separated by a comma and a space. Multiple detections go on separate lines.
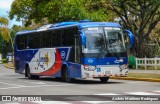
99, 77, 109, 83
26, 66, 39, 79
63, 67, 74, 83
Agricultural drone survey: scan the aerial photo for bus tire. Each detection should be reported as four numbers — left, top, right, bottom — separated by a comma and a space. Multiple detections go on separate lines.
100, 77, 109, 83
62, 67, 74, 83
26, 66, 39, 79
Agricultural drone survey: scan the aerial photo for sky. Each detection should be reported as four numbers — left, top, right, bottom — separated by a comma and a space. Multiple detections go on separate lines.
0, 0, 22, 28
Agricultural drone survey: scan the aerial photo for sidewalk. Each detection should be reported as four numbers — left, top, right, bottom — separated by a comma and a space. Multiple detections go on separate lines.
129, 69, 160, 74
110, 69, 160, 82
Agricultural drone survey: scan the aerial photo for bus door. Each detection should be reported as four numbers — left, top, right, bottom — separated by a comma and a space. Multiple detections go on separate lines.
75, 32, 80, 63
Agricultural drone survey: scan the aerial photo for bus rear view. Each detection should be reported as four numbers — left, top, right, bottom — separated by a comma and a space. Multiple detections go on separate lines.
14, 21, 134, 83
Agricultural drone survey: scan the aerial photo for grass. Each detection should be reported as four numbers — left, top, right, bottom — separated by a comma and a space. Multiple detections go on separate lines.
128, 73, 160, 79
137, 66, 160, 70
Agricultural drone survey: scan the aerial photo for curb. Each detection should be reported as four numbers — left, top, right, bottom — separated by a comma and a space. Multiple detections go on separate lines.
3, 63, 14, 69
110, 76, 160, 82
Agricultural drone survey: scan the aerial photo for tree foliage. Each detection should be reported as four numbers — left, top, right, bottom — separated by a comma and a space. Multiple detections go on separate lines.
107, 0, 160, 57
0, 17, 12, 56
0, 17, 9, 26
9, 0, 109, 26
9, 0, 160, 57
0, 17, 10, 42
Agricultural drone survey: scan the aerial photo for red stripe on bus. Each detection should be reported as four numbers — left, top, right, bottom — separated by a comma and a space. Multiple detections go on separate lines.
39, 49, 62, 76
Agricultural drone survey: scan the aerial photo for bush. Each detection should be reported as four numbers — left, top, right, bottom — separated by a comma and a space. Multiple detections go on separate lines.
2, 59, 7, 63
128, 55, 136, 69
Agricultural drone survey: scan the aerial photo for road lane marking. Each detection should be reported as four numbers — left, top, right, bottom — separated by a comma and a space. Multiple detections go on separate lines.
32, 101, 72, 104
65, 96, 115, 103
20, 80, 46, 84
0, 84, 74, 90
125, 92, 160, 95
95, 91, 160, 96
94, 93, 120, 95
0, 82, 25, 87
154, 91, 160, 93
82, 101, 115, 103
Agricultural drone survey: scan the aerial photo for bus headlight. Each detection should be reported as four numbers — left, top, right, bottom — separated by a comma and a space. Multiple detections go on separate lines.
83, 65, 96, 71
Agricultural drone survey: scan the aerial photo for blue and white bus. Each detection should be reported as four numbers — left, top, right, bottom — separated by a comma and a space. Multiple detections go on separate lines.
14, 21, 134, 82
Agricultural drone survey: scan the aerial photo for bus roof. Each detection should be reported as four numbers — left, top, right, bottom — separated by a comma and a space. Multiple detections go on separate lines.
77, 22, 121, 29
16, 21, 121, 35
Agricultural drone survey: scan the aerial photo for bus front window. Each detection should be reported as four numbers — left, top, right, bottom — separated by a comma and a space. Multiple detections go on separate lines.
104, 27, 126, 54
82, 27, 104, 53
82, 27, 127, 57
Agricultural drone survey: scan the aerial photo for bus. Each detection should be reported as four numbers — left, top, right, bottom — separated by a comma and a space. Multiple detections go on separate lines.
14, 21, 134, 82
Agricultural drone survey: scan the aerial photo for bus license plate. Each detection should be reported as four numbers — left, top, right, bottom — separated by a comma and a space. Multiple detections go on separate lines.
105, 71, 111, 75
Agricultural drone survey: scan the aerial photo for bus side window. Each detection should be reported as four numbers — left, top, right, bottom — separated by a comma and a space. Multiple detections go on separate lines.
62, 28, 74, 46
68, 28, 75, 46
42, 31, 52, 48
16, 35, 26, 50
123, 32, 130, 49
52, 30, 62, 47
28, 33, 41, 49
62, 29, 68, 46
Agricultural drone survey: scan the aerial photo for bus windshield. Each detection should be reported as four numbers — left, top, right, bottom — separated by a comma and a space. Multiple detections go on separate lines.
82, 27, 126, 57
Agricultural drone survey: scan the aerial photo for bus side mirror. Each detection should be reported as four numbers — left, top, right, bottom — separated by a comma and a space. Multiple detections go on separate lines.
79, 31, 86, 45
124, 30, 134, 48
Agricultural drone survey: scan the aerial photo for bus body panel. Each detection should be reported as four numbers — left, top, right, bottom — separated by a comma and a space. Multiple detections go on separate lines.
15, 47, 82, 78
14, 49, 39, 74
67, 62, 82, 78
81, 65, 128, 78
81, 57, 127, 65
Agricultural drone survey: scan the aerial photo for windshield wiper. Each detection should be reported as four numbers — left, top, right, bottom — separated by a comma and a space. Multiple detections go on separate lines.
94, 33, 109, 60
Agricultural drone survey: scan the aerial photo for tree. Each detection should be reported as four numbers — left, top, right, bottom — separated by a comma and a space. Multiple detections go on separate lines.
0, 17, 10, 42
107, 0, 160, 57
9, 0, 109, 26
0, 17, 13, 57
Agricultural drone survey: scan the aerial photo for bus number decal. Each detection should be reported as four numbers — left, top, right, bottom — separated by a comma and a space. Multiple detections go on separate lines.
61, 51, 66, 59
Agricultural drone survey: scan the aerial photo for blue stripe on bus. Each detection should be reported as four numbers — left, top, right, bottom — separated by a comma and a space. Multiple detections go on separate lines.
81, 57, 127, 66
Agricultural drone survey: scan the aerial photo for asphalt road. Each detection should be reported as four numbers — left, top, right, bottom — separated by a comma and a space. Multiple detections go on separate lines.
0, 64, 160, 104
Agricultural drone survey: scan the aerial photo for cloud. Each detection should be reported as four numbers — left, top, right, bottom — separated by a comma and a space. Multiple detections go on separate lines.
0, 0, 13, 9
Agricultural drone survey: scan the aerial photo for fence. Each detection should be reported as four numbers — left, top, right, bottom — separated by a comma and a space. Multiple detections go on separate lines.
136, 57, 160, 70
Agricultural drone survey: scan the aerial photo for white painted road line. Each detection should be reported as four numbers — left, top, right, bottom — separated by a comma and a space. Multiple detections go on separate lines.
94, 93, 120, 95
95, 91, 160, 96
21, 81, 46, 84
0, 84, 74, 90
32, 101, 72, 104
82, 101, 115, 104
0, 82, 25, 87
125, 92, 160, 95
154, 91, 160, 93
